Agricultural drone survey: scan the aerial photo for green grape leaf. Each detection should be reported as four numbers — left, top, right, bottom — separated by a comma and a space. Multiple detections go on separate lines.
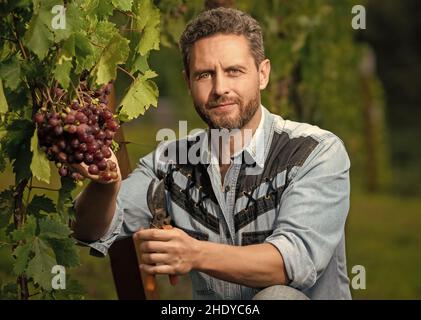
27, 195, 56, 217
24, 10, 54, 59
0, 188, 14, 228
131, 53, 149, 74
11, 215, 37, 242
119, 70, 158, 120
26, 237, 56, 290
47, 238, 79, 267
84, 0, 114, 18
0, 282, 18, 300
112, 0, 133, 11
39, 218, 71, 240
52, 2, 84, 43
96, 34, 130, 84
57, 176, 76, 222
4, 120, 33, 184
53, 54, 73, 90
73, 32, 95, 73
30, 131, 51, 184
12, 242, 32, 275
134, 0, 160, 55
53, 277, 85, 300
138, 20, 160, 56
97, 0, 115, 17
0, 56, 22, 90
0, 80, 9, 113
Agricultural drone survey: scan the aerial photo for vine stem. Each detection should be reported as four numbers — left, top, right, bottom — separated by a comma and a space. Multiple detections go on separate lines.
70, 81, 83, 105
117, 66, 136, 81
13, 178, 30, 300
25, 177, 33, 207
28, 185, 61, 192
11, 14, 28, 60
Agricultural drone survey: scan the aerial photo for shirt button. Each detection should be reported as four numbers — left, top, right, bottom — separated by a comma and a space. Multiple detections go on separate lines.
224, 185, 230, 192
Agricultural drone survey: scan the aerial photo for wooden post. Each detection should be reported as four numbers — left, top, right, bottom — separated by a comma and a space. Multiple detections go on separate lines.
107, 86, 147, 300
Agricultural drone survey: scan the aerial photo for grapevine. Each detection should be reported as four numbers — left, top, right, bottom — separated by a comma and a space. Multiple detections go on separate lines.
0, 0, 161, 299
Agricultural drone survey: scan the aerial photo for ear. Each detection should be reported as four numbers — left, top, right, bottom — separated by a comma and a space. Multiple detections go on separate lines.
182, 70, 192, 95
258, 59, 271, 90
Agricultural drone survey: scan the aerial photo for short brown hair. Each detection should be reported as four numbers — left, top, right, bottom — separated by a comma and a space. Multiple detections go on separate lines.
179, 7, 265, 77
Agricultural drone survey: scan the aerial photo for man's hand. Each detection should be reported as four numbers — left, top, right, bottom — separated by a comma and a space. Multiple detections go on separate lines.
134, 228, 200, 275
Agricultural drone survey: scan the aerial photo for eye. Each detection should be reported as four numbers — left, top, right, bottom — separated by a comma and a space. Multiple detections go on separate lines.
227, 69, 242, 76
198, 72, 211, 79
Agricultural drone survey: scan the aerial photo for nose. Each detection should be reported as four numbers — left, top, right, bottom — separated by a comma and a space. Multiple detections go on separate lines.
212, 73, 230, 97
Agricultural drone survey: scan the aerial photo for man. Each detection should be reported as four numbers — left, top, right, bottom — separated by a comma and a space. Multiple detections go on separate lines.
72, 7, 351, 300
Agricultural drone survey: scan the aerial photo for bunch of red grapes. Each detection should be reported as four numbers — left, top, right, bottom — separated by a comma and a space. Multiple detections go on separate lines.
34, 82, 119, 183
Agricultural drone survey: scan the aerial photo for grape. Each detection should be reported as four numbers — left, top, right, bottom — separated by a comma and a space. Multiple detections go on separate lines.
34, 113, 45, 124
99, 171, 112, 181
97, 159, 107, 171
36, 81, 118, 182
51, 143, 60, 153
57, 139, 66, 150
84, 153, 94, 164
101, 146, 111, 159
54, 125, 63, 136
65, 114, 76, 124
70, 138, 80, 149
86, 142, 98, 154
106, 119, 119, 131
66, 124, 77, 134
67, 154, 75, 164
102, 110, 113, 120
71, 101, 80, 110
94, 151, 104, 162
59, 167, 68, 177
74, 152, 84, 163
105, 129, 114, 139
78, 143, 88, 153
96, 130, 106, 140
49, 118, 59, 127
88, 164, 99, 175
85, 134, 94, 144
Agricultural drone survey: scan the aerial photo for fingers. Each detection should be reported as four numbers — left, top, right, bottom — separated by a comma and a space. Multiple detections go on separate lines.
140, 252, 169, 264
140, 264, 175, 275
134, 228, 174, 242
138, 240, 170, 253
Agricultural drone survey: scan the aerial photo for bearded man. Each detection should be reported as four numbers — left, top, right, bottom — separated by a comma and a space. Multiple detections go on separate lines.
72, 7, 351, 300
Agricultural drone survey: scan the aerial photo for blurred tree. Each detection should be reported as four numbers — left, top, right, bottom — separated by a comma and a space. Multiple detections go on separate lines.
359, 0, 421, 195
155, 0, 392, 192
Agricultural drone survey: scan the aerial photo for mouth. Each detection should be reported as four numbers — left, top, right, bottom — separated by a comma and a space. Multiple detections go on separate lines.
208, 102, 237, 110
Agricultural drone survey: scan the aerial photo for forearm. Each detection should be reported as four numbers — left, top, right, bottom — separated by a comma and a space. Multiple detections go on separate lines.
194, 241, 289, 288
72, 179, 121, 242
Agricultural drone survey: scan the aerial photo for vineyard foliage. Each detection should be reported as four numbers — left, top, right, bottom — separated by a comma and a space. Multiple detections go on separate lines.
0, 0, 161, 299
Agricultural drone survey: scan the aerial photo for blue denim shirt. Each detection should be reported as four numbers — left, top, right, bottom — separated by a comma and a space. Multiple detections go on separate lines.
78, 106, 352, 300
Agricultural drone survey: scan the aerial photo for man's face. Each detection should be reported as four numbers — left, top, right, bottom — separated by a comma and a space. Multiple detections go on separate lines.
186, 34, 270, 129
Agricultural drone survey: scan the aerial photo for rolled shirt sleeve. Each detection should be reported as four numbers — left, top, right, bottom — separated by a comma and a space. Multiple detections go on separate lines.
265, 135, 351, 290
74, 151, 158, 257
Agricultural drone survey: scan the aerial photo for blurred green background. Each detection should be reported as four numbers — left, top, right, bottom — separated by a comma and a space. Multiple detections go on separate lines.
1, 0, 421, 299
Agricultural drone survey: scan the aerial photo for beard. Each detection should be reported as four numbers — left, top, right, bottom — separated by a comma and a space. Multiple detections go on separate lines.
193, 91, 260, 130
